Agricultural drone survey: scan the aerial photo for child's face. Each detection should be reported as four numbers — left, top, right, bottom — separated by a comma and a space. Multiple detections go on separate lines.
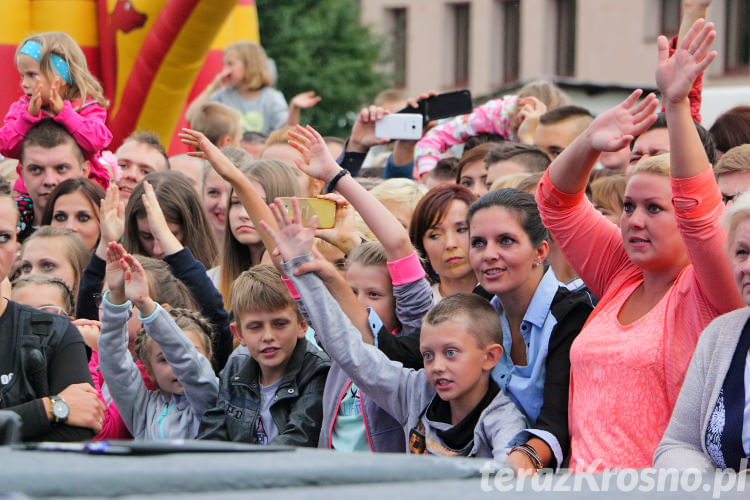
222, 50, 246, 88
232, 306, 306, 385
12, 282, 67, 316
202, 169, 232, 236
420, 319, 501, 408
17, 54, 51, 99
146, 329, 209, 396
135, 217, 184, 260
50, 191, 100, 251
228, 179, 265, 246
20, 237, 77, 291
346, 262, 396, 332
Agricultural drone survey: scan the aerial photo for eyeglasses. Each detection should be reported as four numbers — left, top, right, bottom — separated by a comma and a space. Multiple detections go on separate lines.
37, 305, 68, 317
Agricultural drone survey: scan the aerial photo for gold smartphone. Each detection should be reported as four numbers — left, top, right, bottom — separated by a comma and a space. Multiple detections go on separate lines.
279, 197, 336, 229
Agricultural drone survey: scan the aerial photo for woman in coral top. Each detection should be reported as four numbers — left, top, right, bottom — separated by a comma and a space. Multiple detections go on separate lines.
535, 20, 743, 471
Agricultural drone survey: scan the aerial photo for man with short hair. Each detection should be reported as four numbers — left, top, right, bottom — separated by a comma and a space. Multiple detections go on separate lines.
116, 131, 170, 204
17, 119, 91, 241
533, 106, 594, 160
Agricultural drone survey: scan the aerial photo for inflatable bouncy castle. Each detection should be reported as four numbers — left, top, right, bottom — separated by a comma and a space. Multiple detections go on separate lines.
0, 0, 259, 154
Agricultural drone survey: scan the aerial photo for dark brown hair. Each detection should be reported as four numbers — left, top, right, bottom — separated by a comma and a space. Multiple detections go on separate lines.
41, 177, 105, 227
124, 171, 218, 268
409, 184, 476, 279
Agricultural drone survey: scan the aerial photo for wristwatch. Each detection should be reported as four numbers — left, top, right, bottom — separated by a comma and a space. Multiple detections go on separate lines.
49, 395, 70, 424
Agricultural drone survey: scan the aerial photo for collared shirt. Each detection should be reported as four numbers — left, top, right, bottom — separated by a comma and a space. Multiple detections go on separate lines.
490, 267, 565, 467
491, 267, 561, 423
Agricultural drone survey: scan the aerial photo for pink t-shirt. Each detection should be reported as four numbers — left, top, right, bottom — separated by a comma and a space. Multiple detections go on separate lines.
536, 168, 743, 471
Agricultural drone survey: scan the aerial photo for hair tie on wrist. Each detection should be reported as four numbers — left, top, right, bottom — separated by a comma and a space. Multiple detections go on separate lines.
327, 169, 350, 192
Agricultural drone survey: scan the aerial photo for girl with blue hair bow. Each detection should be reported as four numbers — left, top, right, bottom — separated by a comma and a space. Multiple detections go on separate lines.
0, 32, 112, 195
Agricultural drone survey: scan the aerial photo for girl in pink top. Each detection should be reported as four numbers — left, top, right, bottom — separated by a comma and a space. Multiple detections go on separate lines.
0, 32, 112, 193
535, 20, 743, 471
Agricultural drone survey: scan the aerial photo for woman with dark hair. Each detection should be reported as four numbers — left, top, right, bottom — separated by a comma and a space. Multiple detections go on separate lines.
41, 178, 105, 251
467, 188, 593, 473
409, 184, 477, 303
709, 105, 750, 157
0, 189, 104, 441
124, 170, 217, 269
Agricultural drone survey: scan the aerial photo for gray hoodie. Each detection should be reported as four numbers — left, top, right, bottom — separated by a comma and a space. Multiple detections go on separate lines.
285, 255, 527, 459
98, 296, 219, 439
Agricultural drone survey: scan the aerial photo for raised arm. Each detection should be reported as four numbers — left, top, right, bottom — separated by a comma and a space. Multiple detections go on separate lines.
548, 90, 659, 194
656, 19, 716, 178
288, 125, 414, 261
180, 128, 279, 258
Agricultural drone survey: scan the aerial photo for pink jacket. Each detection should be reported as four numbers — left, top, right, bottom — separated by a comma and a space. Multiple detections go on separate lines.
0, 96, 112, 193
414, 95, 518, 175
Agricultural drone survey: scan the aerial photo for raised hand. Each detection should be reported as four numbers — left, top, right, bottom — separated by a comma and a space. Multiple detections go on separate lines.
179, 128, 240, 182
121, 253, 154, 315
97, 184, 125, 258
142, 181, 182, 256
56, 383, 105, 433
291, 247, 346, 282
27, 77, 43, 117
314, 193, 361, 255
104, 242, 128, 305
261, 198, 316, 262
290, 91, 321, 110
656, 19, 716, 104
589, 90, 659, 152
288, 125, 341, 183
516, 97, 548, 145
348, 105, 390, 153
47, 77, 65, 115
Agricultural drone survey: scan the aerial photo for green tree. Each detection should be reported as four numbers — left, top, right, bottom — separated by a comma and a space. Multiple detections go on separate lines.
257, 0, 391, 137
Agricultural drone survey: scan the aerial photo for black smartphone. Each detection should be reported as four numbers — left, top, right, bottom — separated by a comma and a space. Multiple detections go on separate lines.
399, 89, 473, 124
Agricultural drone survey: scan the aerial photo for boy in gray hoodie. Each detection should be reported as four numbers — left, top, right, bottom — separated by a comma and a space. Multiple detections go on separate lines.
267, 198, 527, 459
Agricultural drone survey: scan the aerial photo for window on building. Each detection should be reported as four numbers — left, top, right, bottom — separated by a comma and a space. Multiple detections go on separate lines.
725, 0, 750, 73
555, 0, 576, 77
659, 0, 681, 38
501, 0, 520, 82
387, 8, 408, 87
451, 3, 471, 86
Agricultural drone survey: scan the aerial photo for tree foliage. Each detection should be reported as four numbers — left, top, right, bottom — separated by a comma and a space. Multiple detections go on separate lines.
257, 0, 391, 137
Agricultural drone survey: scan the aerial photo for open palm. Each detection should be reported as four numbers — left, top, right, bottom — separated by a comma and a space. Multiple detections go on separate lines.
262, 198, 316, 262
288, 125, 340, 182
589, 90, 659, 152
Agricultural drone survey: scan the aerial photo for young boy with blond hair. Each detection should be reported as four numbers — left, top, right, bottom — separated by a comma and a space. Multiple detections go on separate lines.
198, 264, 329, 446
266, 200, 526, 458
190, 102, 242, 147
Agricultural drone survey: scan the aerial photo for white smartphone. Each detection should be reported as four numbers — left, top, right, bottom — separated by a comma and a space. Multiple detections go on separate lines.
375, 113, 423, 140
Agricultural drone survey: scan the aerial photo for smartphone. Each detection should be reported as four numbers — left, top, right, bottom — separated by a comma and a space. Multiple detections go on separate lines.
375, 113, 423, 140
398, 89, 473, 123
279, 197, 336, 229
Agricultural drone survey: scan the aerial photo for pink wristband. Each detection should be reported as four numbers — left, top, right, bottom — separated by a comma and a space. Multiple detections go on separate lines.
281, 277, 300, 299
387, 252, 426, 286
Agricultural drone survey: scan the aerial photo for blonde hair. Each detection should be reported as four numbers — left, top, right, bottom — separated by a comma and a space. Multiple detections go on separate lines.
590, 174, 626, 215
517, 80, 570, 111
224, 41, 272, 91
715, 144, 750, 178
190, 103, 241, 146
490, 172, 542, 193
231, 264, 301, 321
630, 153, 670, 178
263, 126, 295, 149
21, 226, 89, 296
17, 32, 107, 107
355, 178, 427, 240
723, 191, 750, 247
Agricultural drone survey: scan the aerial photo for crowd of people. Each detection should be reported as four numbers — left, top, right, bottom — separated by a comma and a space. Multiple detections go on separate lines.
1, 0, 750, 477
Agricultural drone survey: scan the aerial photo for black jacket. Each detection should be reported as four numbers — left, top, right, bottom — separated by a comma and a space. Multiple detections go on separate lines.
198, 340, 330, 447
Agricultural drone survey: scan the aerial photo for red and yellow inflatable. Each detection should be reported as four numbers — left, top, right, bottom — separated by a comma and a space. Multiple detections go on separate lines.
0, 0, 259, 154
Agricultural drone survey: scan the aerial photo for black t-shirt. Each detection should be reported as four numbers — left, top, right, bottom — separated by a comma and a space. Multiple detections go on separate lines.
0, 300, 95, 441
